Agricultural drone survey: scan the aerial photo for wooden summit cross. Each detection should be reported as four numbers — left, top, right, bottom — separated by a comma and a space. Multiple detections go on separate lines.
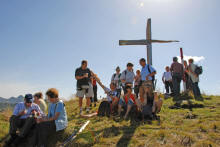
119, 18, 179, 65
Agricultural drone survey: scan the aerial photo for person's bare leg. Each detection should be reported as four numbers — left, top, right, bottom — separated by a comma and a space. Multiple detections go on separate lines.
124, 105, 132, 119
156, 99, 163, 113
135, 99, 142, 111
86, 97, 91, 108
139, 86, 144, 103
118, 105, 122, 116
79, 97, 83, 114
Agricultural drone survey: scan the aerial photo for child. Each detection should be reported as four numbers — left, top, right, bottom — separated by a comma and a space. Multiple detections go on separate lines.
118, 86, 136, 119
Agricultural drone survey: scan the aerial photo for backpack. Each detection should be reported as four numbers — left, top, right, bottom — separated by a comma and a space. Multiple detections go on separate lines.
113, 73, 122, 87
195, 65, 203, 75
147, 64, 155, 82
97, 101, 111, 117
142, 104, 153, 118
113, 73, 121, 79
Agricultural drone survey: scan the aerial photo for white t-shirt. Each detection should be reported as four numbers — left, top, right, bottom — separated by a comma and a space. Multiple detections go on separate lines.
163, 72, 172, 81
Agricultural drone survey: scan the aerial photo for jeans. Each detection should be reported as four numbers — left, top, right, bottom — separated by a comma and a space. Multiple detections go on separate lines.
165, 81, 173, 94
172, 73, 182, 96
192, 82, 201, 98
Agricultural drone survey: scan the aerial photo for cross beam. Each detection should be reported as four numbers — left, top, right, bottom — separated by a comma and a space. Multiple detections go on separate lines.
119, 18, 179, 65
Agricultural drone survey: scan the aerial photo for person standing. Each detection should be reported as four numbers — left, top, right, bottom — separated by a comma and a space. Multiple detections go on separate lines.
91, 77, 98, 107
120, 63, 135, 94
134, 70, 141, 98
183, 60, 192, 93
170, 57, 183, 98
75, 60, 94, 114
162, 66, 173, 94
139, 58, 156, 104
188, 58, 202, 100
111, 66, 122, 98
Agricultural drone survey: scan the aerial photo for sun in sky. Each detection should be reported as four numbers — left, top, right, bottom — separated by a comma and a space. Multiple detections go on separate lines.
140, 2, 144, 7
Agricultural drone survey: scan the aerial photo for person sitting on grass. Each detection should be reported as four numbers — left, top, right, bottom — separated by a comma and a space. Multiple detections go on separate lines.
34, 88, 68, 146
93, 73, 120, 114
34, 92, 47, 114
5, 94, 43, 147
118, 86, 137, 119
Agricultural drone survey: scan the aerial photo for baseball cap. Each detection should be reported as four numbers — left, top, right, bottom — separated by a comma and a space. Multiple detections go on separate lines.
25, 94, 33, 103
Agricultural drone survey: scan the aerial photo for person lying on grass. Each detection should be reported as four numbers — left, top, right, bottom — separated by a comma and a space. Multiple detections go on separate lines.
118, 86, 137, 119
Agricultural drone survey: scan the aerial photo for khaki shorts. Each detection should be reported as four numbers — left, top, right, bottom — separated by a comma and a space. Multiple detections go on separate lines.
76, 83, 94, 98
139, 80, 153, 103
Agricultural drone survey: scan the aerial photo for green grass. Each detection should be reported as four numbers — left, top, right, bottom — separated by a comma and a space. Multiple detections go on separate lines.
1, 95, 220, 147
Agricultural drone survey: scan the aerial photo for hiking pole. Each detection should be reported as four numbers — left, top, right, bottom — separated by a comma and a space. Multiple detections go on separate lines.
60, 120, 90, 147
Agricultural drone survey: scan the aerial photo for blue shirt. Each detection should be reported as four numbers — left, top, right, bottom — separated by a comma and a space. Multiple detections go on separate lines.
120, 69, 135, 84
13, 102, 43, 119
48, 100, 68, 131
141, 64, 156, 81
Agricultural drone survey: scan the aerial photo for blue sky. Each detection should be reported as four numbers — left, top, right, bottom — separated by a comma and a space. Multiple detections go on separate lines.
0, 0, 219, 98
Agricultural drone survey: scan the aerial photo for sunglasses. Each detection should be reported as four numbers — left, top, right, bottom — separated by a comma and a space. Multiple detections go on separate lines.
26, 101, 32, 104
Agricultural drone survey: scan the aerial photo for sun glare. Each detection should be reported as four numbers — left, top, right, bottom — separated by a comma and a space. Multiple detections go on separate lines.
140, 2, 144, 7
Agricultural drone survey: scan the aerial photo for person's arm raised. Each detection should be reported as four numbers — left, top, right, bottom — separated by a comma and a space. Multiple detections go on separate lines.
90, 71, 105, 90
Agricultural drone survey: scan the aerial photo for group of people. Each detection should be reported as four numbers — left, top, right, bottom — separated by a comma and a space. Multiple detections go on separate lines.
75, 59, 163, 119
5, 56, 202, 146
5, 89, 68, 147
75, 56, 202, 119
162, 57, 202, 100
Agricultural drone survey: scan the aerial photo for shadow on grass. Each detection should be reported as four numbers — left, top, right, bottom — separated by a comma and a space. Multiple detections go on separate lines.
116, 123, 139, 147
169, 101, 204, 111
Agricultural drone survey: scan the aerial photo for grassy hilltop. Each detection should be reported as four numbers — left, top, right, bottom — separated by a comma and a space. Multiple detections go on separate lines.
0, 95, 220, 147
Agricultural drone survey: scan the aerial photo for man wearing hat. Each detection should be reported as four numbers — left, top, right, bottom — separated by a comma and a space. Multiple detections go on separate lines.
6, 94, 43, 146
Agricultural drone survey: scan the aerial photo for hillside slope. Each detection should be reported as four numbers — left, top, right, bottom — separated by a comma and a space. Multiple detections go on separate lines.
1, 95, 220, 147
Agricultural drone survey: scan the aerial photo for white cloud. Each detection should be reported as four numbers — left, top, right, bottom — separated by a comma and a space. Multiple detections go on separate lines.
177, 55, 205, 63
